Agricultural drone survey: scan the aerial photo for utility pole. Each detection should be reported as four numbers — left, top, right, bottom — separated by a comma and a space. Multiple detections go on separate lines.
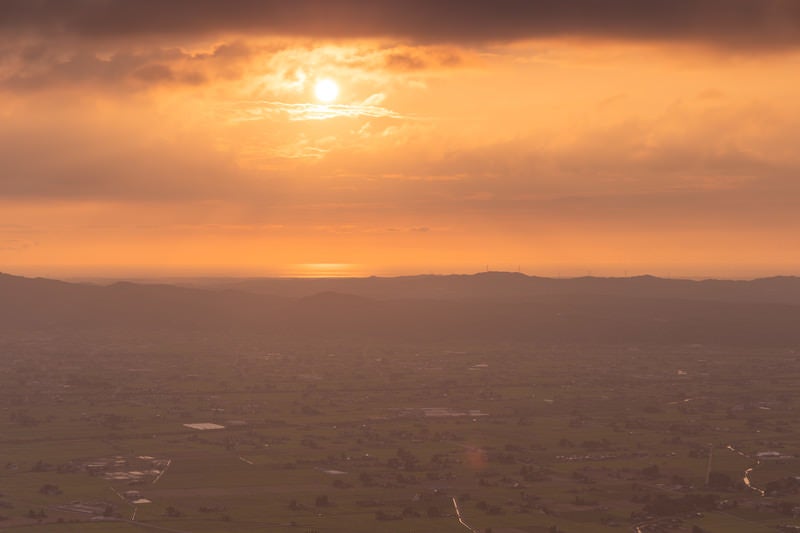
705, 443, 713, 486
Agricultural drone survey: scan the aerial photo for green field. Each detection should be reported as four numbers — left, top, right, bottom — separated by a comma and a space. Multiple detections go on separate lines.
2, 335, 800, 532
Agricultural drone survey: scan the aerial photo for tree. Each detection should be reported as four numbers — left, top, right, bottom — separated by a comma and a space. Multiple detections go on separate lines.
707, 471, 733, 490
641, 465, 660, 478
38, 484, 61, 496
164, 506, 183, 517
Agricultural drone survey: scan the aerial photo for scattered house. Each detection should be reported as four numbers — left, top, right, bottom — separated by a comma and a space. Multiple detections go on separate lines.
183, 422, 225, 430
757, 451, 785, 460
420, 407, 488, 418
86, 461, 111, 475
55, 502, 110, 515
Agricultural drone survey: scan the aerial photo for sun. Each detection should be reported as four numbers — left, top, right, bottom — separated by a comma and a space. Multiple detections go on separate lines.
314, 78, 339, 103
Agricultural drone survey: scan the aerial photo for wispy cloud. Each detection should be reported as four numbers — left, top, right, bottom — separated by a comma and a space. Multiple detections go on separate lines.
230, 100, 406, 122
0, 238, 35, 251
0, 42, 253, 91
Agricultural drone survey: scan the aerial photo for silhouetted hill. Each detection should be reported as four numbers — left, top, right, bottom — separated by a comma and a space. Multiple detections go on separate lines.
0, 272, 278, 330
203, 272, 800, 305
4, 271, 800, 346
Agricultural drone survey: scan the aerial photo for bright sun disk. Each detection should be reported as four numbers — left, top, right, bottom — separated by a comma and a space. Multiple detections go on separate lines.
314, 78, 339, 103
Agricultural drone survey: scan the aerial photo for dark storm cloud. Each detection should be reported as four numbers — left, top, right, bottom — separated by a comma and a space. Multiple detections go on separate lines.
1, 0, 799, 49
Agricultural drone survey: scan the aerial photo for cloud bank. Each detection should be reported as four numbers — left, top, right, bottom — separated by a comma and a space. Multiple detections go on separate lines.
1, 1, 799, 49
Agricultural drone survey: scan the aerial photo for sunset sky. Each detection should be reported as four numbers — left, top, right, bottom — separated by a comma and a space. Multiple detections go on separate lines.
2, 1, 800, 278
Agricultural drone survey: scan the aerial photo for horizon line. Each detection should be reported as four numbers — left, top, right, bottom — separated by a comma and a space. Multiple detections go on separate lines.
3, 269, 799, 284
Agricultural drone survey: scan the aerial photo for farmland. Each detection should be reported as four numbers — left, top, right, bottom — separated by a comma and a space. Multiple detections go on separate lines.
2, 333, 799, 532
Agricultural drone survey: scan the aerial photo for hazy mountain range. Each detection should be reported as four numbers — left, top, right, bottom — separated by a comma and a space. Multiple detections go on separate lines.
4, 271, 800, 346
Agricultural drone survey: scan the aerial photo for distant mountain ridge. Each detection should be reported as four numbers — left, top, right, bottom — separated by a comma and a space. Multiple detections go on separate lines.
3, 271, 800, 346
199, 271, 800, 305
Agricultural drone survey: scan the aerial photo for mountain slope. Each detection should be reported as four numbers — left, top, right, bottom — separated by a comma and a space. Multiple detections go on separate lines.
3, 271, 800, 346
205, 272, 800, 305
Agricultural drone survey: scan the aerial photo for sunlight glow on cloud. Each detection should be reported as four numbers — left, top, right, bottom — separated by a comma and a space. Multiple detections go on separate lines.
230, 100, 406, 122
3, 5, 800, 277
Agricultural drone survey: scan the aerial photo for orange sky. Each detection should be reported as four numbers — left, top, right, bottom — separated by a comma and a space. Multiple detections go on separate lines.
2, 1, 800, 278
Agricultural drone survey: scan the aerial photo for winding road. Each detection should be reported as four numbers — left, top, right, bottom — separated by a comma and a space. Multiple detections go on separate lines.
452, 497, 480, 533
726, 445, 765, 496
